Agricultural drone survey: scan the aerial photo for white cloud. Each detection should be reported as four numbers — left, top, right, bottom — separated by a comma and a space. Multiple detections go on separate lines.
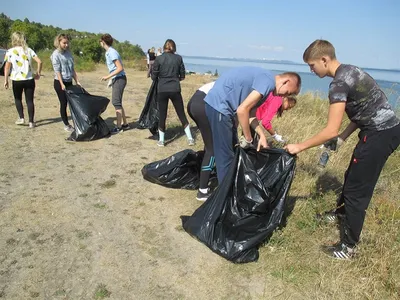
247, 45, 284, 52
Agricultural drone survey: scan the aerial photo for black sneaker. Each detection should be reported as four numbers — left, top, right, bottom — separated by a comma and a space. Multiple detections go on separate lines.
321, 242, 356, 260
111, 127, 122, 135
196, 190, 212, 201
121, 123, 130, 131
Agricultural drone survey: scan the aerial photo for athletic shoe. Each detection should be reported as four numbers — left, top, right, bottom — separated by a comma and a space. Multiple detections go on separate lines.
28, 122, 36, 128
111, 127, 122, 135
196, 189, 212, 201
121, 123, 130, 131
15, 118, 25, 125
188, 138, 195, 146
321, 242, 356, 260
157, 140, 165, 147
64, 125, 74, 132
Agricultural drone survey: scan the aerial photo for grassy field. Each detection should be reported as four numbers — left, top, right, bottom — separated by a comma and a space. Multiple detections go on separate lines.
0, 65, 399, 299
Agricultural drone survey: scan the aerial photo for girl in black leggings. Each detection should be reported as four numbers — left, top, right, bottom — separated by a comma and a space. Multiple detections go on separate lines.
187, 82, 216, 201
151, 39, 194, 147
3, 32, 42, 128
51, 34, 81, 132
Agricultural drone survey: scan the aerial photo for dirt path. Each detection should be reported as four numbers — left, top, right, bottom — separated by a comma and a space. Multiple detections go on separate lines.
0, 67, 302, 299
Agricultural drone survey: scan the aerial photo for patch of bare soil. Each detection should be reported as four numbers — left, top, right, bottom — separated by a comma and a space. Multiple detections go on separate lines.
0, 67, 302, 299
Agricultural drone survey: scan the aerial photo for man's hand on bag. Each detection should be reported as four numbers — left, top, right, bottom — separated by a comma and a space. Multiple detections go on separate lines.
239, 135, 253, 149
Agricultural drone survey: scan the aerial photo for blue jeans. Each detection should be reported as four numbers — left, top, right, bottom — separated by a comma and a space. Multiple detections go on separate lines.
205, 103, 238, 183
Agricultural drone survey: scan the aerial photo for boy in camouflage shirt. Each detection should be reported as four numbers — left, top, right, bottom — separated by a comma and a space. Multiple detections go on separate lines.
285, 39, 400, 259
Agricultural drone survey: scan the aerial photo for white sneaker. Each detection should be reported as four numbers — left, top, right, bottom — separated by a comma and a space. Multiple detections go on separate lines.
64, 125, 74, 132
188, 139, 195, 146
29, 122, 36, 128
15, 118, 25, 125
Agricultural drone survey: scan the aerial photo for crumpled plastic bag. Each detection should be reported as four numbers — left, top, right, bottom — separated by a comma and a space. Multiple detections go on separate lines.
65, 85, 110, 141
138, 79, 159, 135
181, 147, 296, 263
142, 149, 217, 190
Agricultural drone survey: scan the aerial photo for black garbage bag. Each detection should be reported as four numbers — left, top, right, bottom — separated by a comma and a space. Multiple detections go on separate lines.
65, 85, 110, 141
138, 79, 159, 135
181, 147, 296, 263
142, 149, 218, 190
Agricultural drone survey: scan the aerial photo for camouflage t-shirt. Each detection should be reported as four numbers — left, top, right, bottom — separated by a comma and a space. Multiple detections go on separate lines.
329, 64, 399, 131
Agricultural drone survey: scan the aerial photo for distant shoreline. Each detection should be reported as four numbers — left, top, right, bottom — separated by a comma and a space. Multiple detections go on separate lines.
182, 55, 400, 73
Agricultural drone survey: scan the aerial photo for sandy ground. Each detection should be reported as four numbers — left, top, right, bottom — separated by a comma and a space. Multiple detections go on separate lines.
0, 67, 302, 300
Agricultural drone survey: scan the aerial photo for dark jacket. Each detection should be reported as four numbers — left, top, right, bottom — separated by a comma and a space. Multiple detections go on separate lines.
151, 52, 185, 93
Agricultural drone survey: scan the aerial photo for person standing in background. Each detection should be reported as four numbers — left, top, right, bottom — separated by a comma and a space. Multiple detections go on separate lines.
100, 33, 129, 134
146, 49, 150, 70
147, 47, 156, 78
151, 39, 194, 147
156, 47, 162, 57
51, 33, 81, 132
3, 31, 42, 128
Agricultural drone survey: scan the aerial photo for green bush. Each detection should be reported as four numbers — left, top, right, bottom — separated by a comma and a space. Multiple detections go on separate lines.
0, 13, 146, 71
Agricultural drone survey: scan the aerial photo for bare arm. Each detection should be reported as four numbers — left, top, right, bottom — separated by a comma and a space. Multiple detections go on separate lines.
285, 102, 346, 154
3, 62, 11, 89
237, 90, 263, 142
101, 59, 123, 81
55, 72, 65, 90
339, 121, 358, 141
33, 55, 42, 78
73, 70, 81, 85
250, 118, 269, 151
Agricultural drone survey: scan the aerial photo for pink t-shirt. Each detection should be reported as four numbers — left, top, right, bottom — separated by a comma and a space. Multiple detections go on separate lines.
256, 92, 283, 130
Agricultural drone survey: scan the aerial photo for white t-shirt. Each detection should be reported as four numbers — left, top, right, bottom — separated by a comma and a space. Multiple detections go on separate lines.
198, 81, 215, 94
5, 46, 37, 81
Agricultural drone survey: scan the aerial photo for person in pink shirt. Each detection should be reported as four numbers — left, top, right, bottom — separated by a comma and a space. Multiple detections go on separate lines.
255, 92, 297, 143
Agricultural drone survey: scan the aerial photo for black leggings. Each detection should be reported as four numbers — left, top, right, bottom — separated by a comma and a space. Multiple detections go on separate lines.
12, 79, 35, 123
187, 90, 215, 190
157, 91, 189, 132
54, 80, 73, 125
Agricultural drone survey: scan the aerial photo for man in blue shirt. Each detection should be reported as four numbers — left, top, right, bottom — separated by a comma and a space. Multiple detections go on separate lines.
205, 66, 301, 183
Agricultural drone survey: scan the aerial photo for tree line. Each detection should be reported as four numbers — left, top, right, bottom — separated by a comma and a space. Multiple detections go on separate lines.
0, 13, 145, 63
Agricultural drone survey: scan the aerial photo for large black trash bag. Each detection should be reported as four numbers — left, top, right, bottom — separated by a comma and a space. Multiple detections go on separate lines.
138, 79, 159, 135
181, 147, 296, 263
142, 149, 206, 190
65, 85, 110, 141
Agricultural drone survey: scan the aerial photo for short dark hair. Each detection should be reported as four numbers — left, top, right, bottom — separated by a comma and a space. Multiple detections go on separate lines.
281, 72, 302, 94
101, 34, 113, 46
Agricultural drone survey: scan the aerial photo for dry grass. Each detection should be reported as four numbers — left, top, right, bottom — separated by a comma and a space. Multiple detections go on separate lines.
0, 65, 398, 299
266, 92, 400, 300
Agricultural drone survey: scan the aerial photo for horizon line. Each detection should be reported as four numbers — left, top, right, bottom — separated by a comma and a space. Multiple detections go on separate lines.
181, 55, 400, 72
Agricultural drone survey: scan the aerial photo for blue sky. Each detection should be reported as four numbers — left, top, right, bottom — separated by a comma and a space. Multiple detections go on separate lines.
3, 0, 400, 70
